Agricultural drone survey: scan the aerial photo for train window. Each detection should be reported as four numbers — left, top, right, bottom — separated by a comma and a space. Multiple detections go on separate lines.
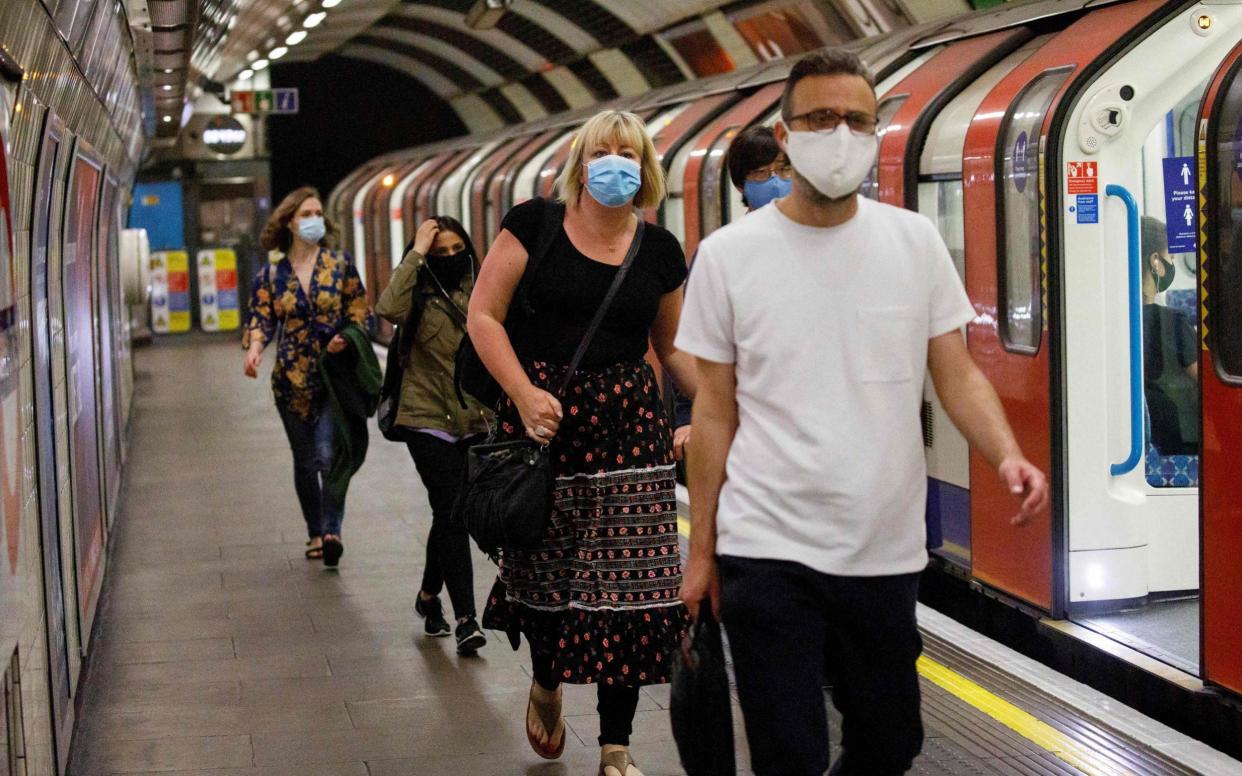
918, 180, 966, 282
997, 68, 1071, 354
1211, 72, 1242, 380
1138, 84, 1208, 482
860, 94, 908, 201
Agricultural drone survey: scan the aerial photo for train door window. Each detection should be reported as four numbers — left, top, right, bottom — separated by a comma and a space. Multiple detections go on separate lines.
860, 94, 909, 200
918, 181, 966, 281
997, 68, 1071, 354
1210, 70, 1242, 380
701, 129, 738, 236
2, 649, 25, 775
1138, 82, 1211, 486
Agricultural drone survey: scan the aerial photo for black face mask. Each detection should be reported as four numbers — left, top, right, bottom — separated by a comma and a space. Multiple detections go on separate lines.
426, 250, 471, 288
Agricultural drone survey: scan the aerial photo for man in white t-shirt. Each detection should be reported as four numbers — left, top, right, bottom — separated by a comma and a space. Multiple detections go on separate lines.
676, 49, 1049, 776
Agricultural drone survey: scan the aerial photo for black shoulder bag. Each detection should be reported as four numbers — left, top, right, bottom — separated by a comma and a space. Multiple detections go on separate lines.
454, 199, 566, 409
454, 216, 646, 556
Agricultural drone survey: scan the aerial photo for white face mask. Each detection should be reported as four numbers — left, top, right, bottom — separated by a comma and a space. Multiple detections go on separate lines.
782, 123, 878, 200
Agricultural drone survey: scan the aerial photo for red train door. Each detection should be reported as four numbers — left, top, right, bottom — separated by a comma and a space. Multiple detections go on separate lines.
1199, 39, 1242, 696
962, 0, 1168, 612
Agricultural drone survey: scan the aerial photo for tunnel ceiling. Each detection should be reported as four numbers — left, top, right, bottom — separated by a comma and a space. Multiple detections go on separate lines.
188, 0, 916, 134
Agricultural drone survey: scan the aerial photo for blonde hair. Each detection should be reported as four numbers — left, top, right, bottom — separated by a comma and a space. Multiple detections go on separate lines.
555, 110, 666, 210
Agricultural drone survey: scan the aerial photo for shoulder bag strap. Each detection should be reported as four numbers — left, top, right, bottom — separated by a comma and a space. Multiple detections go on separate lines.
555, 217, 646, 397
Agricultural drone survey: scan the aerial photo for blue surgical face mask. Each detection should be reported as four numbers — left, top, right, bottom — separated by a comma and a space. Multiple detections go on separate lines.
742, 175, 792, 210
585, 155, 642, 208
297, 216, 326, 244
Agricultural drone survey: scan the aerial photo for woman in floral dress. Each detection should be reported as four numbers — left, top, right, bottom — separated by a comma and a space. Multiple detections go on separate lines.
243, 186, 372, 567
468, 110, 697, 776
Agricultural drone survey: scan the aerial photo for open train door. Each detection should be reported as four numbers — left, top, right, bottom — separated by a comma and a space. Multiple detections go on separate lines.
1199, 36, 1242, 697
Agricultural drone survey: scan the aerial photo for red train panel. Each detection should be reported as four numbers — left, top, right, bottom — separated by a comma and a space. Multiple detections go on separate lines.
1199, 39, 1242, 697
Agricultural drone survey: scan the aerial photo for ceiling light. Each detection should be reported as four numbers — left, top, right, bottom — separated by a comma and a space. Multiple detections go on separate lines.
238, 69, 254, 80
161, 84, 173, 91
303, 12, 326, 27
277, 15, 291, 29
247, 50, 259, 61
269, 46, 288, 59
322, 0, 342, 8
162, 68, 176, 74
162, 115, 172, 123
286, 31, 307, 45
252, 59, 270, 70
227, 15, 236, 29
465, 0, 511, 29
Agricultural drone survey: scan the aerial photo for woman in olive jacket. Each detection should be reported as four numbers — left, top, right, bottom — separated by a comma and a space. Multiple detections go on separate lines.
376, 216, 493, 655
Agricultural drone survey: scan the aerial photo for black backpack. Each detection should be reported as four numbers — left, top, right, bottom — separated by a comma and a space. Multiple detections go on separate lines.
453, 198, 565, 409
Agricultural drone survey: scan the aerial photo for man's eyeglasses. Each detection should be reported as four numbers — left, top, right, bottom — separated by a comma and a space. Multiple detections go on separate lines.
744, 161, 794, 183
785, 108, 879, 136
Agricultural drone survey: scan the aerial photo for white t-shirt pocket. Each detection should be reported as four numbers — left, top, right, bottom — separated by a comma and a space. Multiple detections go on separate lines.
856, 306, 917, 383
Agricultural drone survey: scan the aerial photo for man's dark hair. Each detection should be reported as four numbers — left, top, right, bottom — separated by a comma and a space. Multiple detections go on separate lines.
780, 49, 875, 122
726, 125, 782, 192
1141, 215, 1168, 273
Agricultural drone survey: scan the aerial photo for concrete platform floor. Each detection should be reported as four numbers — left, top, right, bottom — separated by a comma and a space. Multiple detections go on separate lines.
66, 335, 747, 775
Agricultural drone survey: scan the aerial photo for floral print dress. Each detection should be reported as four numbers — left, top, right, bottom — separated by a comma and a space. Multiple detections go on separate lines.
243, 250, 373, 419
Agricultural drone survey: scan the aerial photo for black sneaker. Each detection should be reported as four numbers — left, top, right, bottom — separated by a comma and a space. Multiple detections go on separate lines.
322, 536, 343, 568
455, 616, 486, 655
415, 595, 451, 637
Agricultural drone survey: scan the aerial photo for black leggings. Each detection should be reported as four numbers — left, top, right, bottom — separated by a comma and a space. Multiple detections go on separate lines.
406, 433, 476, 619
532, 647, 641, 746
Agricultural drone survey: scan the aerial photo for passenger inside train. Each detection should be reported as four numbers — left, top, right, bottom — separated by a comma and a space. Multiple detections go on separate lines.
1140, 215, 1199, 459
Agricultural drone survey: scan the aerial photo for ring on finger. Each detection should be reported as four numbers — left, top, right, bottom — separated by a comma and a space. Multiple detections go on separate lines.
535, 425, 549, 437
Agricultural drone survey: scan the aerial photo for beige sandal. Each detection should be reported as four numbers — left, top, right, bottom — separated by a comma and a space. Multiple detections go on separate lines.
526, 683, 566, 759
598, 749, 642, 776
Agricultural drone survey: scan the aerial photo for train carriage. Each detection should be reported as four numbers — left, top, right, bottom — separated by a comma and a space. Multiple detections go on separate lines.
333, 0, 1242, 713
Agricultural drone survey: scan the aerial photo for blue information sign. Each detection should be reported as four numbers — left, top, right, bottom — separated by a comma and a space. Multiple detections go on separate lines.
274, 88, 299, 114
1162, 156, 1197, 254
1075, 194, 1098, 224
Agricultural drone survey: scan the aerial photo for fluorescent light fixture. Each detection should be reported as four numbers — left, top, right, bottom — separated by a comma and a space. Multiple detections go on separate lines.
465, 0, 511, 29
238, 69, 254, 81
161, 84, 173, 91
252, 59, 270, 70
303, 12, 326, 27
322, 0, 342, 8
269, 46, 289, 59
162, 115, 172, 123
286, 30, 307, 45
247, 50, 259, 61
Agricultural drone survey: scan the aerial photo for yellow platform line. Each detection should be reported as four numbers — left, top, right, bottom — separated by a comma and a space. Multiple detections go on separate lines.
675, 515, 1121, 775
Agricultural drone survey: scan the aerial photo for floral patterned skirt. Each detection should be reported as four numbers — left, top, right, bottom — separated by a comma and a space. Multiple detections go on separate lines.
482, 359, 688, 687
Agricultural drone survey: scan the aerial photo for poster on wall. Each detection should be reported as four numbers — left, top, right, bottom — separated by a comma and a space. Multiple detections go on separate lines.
66, 152, 105, 637
197, 248, 240, 331
150, 250, 191, 333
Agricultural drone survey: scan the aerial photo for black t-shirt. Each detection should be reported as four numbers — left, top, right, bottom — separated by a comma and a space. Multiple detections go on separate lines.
1143, 303, 1199, 455
500, 198, 687, 368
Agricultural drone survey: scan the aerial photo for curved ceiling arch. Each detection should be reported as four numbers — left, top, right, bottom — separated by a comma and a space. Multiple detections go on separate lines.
365, 26, 505, 87
391, 4, 548, 69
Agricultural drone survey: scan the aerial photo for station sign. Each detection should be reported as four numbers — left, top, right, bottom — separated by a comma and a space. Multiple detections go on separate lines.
150, 251, 191, 334
197, 248, 240, 332
230, 88, 299, 115
202, 115, 247, 155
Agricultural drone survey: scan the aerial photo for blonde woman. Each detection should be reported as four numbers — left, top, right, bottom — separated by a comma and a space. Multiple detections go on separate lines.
468, 110, 697, 776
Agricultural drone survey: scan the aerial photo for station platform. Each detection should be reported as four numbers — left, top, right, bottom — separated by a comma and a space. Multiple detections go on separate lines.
66, 336, 1241, 775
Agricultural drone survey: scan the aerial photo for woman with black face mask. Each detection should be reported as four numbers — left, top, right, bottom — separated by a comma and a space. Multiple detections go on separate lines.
376, 216, 493, 655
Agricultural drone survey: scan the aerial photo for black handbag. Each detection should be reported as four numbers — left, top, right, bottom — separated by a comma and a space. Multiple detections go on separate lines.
455, 198, 566, 409
455, 214, 646, 557
377, 327, 409, 442
670, 610, 736, 776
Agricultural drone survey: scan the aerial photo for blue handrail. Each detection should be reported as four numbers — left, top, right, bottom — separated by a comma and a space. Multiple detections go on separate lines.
1106, 183, 1143, 477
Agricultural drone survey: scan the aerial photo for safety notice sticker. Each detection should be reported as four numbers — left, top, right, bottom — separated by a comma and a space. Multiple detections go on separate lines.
1075, 194, 1098, 224
1162, 156, 1198, 254
1066, 161, 1098, 194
